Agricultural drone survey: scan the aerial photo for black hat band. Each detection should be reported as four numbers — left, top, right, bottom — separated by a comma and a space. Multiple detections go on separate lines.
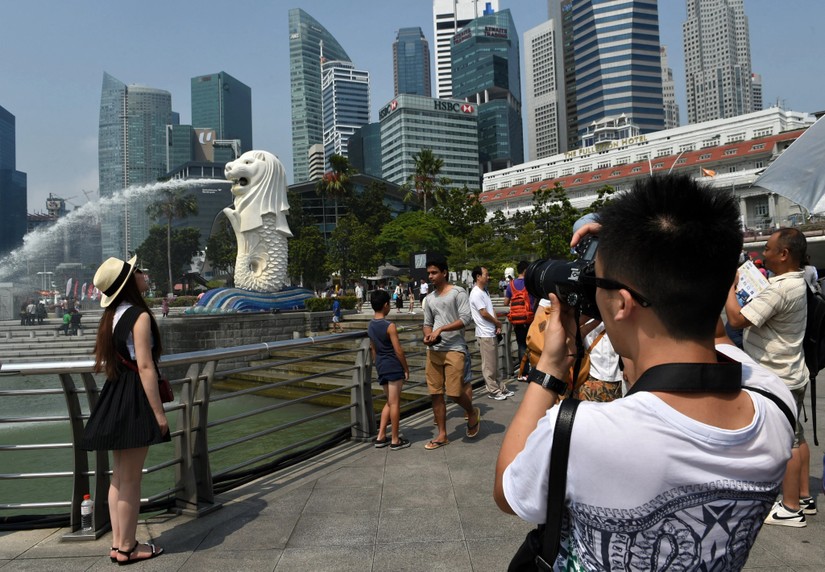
103, 263, 132, 296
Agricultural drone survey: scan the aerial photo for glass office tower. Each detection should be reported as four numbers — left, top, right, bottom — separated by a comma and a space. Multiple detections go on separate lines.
393, 27, 431, 97
451, 8, 523, 173
379, 94, 479, 190
571, 0, 664, 138
289, 8, 352, 183
98, 72, 172, 259
0, 105, 27, 255
321, 60, 370, 168
191, 71, 253, 154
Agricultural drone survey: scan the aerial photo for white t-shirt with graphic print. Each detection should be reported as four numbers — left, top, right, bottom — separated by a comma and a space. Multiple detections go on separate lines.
503, 344, 794, 571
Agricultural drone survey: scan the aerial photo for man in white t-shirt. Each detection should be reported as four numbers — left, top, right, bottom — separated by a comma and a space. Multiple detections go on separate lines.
725, 227, 813, 526
469, 266, 512, 400
494, 175, 794, 570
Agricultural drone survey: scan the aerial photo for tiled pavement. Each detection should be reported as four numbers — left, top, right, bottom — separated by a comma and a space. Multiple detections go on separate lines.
2, 382, 823, 571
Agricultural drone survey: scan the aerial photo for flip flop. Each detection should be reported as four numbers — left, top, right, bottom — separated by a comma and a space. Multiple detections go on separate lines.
466, 407, 481, 438
424, 439, 449, 450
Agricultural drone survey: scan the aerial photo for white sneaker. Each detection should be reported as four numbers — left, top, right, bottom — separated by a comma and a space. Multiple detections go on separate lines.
764, 501, 806, 527
502, 390, 515, 397
800, 496, 817, 515
488, 393, 508, 400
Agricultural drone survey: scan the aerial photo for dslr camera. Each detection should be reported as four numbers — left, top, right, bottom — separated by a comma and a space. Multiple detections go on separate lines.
523, 235, 600, 319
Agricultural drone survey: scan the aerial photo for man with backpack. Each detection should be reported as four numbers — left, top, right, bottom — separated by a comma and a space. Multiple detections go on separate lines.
725, 227, 814, 526
504, 261, 535, 381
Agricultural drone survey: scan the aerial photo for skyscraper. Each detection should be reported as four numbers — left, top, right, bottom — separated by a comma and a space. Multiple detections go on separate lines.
289, 8, 352, 183
0, 105, 27, 255
524, 4, 567, 160
191, 71, 253, 155
661, 46, 680, 129
378, 94, 479, 190
321, 60, 370, 167
751, 72, 763, 111
571, 0, 664, 138
432, 0, 499, 99
393, 27, 431, 97
683, 0, 753, 124
452, 7, 523, 173
99, 72, 172, 260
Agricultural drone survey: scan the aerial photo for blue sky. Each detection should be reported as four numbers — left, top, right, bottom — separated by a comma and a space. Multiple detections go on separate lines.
1, 0, 823, 213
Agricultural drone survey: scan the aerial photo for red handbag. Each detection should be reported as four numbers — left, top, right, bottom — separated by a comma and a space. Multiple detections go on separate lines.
117, 354, 174, 403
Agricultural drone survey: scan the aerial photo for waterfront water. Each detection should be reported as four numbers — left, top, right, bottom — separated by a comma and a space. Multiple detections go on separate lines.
0, 374, 348, 517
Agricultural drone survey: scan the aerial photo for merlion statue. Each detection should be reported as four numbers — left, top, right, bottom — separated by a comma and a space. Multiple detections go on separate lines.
223, 150, 292, 292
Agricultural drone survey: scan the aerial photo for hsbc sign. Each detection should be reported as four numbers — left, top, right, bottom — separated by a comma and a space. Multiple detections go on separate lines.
379, 99, 398, 119
433, 101, 475, 114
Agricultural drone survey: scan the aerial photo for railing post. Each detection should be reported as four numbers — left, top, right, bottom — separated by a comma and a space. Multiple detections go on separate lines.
500, 320, 514, 377
192, 361, 219, 510
172, 361, 220, 517
351, 338, 374, 441
61, 372, 109, 540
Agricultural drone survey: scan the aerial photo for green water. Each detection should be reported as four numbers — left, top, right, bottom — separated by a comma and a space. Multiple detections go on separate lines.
0, 374, 349, 517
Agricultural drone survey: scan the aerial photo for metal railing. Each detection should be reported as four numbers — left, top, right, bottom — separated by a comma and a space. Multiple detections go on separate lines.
0, 322, 518, 536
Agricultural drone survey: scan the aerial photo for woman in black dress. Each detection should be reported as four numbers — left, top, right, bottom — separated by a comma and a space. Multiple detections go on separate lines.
81, 256, 167, 565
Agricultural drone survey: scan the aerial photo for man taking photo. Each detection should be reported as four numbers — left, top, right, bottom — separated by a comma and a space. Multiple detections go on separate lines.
494, 175, 794, 570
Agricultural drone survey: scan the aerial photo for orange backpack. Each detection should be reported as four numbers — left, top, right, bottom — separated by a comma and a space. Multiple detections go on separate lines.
508, 281, 534, 325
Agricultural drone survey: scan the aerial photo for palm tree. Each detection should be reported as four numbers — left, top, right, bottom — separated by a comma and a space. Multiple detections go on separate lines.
146, 187, 199, 296
407, 148, 448, 213
315, 154, 356, 242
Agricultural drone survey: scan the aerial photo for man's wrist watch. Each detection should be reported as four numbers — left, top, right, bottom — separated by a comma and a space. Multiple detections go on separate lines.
526, 368, 567, 394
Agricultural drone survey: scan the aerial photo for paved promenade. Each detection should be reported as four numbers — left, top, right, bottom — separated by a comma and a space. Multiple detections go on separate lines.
2, 382, 824, 571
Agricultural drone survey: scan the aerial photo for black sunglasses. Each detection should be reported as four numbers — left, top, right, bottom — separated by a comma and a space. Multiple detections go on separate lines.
580, 275, 652, 307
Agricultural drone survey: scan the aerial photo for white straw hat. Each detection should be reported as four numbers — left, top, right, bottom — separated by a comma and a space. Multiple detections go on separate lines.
94, 255, 137, 308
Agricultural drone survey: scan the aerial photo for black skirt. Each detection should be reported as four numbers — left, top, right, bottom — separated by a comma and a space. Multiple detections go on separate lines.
81, 369, 170, 451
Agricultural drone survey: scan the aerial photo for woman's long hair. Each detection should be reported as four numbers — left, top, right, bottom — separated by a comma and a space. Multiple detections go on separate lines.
93, 274, 162, 380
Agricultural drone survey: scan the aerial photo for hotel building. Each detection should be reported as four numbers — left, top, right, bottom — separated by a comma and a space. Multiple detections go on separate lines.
480, 107, 815, 232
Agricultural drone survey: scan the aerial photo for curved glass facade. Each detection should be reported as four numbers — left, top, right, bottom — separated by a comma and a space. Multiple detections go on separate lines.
289, 8, 351, 183
98, 72, 172, 259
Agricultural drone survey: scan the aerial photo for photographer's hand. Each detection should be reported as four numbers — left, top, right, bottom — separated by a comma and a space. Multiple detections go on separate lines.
571, 221, 602, 248
535, 294, 577, 378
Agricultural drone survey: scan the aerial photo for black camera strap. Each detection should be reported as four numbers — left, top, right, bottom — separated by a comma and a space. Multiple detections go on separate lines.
625, 354, 795, 430
570, 305, 586, 385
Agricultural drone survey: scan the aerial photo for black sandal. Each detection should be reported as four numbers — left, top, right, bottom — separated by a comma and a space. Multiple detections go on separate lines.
117, 542, 164, 566
110, 547, 118, 563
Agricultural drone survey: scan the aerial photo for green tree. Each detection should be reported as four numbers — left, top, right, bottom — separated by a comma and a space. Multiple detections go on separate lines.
288, 225, 327, 291
325, 214, 380, 286
430, 186, 487, 239
136, 226, 201, 291
344, 180, 393, 228
583, 184, 616, 214
315, 154, 356, 241
532, 182, 581, 259
205, 215, 237, 281
376, 210, 450, 263
146, 187, 199, 295
406, 148, 450, 212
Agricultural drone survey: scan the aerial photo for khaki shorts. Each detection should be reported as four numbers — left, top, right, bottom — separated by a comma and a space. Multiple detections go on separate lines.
426, 350, 465, 398
792, 385, 806, 448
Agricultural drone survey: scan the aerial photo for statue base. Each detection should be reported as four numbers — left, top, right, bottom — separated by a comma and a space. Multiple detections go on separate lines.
186, 286, 314, 314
